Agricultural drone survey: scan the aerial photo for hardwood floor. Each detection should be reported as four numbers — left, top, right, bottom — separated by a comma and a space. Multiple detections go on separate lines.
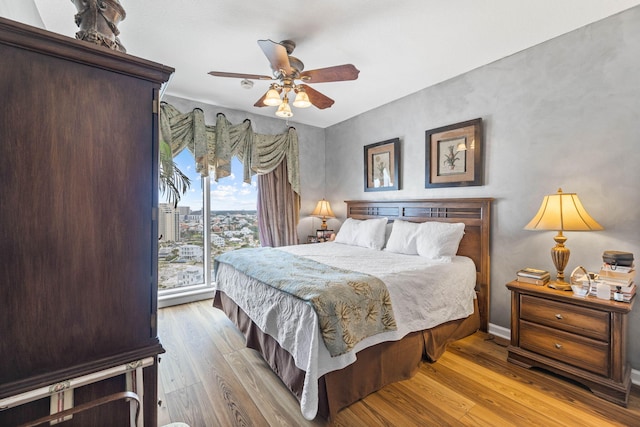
157, 300, 640, 426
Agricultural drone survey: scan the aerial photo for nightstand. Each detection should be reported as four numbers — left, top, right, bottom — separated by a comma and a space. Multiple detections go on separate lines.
506, 280, 635, 406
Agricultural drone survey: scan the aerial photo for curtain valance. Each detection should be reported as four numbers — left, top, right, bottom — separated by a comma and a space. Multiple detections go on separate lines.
159, 102, 300, 195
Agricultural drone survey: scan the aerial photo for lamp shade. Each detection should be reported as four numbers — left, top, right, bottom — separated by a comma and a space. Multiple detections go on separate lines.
275, 97, 293, 118
293, 89, 311, 108
311, 199, 335, 218
264, 87, 283, 106
524, 188, 603, 231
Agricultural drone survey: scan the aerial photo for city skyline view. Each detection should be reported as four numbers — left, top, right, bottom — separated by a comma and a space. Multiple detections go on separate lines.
158, 149, 259, 290
166, 149, 258, 211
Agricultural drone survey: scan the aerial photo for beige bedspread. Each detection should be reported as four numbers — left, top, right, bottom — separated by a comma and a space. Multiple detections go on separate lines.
215, 247, 396, 356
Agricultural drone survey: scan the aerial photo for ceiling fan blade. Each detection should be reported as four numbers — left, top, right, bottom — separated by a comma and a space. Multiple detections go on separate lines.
257, 39, 292, 76
300, 64, 360, 83
253, 91, 269, 108
208, 71, 274, 80
299, 84, 334, 109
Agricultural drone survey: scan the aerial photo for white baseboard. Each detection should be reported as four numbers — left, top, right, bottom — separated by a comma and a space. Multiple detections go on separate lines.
632, 369, 640, 387
488, 323, 510, 341
487, 323, 639, 387
158, 287, 215, 309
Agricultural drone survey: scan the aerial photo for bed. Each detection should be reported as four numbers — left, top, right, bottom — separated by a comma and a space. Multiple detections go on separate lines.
213, 198, 492, 420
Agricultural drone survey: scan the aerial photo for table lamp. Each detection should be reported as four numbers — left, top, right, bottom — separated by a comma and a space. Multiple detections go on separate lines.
311, 199, 335, 230
524, 188, 603, 291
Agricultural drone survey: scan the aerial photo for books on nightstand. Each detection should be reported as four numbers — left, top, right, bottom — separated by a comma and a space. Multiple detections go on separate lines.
589, 282, 636, 302
516, 267, 550, 286
592, 262, 636, 302
599, 263, 635, 283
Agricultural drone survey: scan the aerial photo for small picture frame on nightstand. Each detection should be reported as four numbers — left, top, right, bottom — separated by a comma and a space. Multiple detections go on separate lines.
316, 229, 334, 242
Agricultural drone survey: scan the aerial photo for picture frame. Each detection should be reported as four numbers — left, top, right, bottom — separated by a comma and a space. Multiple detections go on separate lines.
425, 118, 483, 188
364, 138, 400, 192
316, 229, 334, 242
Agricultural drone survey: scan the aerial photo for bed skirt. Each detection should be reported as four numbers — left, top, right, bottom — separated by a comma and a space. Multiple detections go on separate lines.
213, 291, 480, 420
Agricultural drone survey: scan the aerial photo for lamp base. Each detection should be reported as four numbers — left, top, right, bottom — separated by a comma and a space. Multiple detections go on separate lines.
547, 280, 572, 291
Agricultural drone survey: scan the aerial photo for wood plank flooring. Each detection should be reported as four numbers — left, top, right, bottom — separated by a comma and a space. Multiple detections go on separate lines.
157, 300, 640, 426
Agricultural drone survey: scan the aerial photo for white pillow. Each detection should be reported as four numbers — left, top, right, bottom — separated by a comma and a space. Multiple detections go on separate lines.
334, 217, 388, 250
385, 220, 420, 255
416, 222, 465, 262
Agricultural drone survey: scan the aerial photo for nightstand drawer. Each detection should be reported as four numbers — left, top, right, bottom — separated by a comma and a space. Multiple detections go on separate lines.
520, 295, 609, 341
520, 321, 609, 376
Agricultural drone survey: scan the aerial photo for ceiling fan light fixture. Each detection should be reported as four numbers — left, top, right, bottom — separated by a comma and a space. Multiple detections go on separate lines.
293, 88, 311, 108
208, 39, 360, 116
263, 86, 283, 106
275, 97, 293, 118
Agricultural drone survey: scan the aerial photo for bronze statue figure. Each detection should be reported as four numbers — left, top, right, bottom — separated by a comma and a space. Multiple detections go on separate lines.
72, 0, 127, 53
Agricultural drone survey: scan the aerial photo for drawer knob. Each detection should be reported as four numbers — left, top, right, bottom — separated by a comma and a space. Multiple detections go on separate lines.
554, 343, 563, 349
555, 314, 563, 320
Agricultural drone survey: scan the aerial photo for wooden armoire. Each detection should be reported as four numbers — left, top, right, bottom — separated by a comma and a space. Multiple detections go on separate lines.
0, 17, 173, 426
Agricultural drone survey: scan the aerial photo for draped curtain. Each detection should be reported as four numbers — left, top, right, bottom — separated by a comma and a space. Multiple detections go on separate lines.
257, 161, 300, 247
159, 102, 300, 246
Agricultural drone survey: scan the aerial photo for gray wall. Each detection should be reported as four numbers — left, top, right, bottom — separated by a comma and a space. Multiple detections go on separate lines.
325, 7, 640, 369
0, 0, 42, 27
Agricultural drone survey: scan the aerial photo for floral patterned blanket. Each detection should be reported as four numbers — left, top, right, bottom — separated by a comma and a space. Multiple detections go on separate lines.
215, 247, 397, 356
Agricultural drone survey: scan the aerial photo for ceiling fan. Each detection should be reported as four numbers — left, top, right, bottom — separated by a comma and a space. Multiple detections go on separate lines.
208, 39, 360, 118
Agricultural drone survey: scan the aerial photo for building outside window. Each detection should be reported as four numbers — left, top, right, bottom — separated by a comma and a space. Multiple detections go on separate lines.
158, 150, 258, 306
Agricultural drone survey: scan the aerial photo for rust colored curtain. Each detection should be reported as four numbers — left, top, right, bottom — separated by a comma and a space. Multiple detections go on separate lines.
257, 160, 300, 247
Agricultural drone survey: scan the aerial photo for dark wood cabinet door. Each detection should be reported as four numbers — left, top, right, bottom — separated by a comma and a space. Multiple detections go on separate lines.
0, 17, 172, 426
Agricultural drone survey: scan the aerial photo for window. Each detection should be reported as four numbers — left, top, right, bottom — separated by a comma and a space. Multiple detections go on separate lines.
158, 150, 258, 307
208, 171, 260, 281
158, 149, 205, 299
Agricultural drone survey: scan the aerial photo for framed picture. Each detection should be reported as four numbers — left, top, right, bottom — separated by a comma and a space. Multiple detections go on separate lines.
364, 138, 400, 192
425, 118, 483, 188
316, 229, 334, 242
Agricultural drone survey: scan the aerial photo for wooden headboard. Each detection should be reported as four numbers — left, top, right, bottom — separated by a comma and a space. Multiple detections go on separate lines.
345, 198, 492, 332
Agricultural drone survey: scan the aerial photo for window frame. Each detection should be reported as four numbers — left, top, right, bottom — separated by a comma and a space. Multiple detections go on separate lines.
158, 176, 214, 308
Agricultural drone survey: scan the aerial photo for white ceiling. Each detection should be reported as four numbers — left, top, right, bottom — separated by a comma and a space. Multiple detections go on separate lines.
34, 0, 640, 128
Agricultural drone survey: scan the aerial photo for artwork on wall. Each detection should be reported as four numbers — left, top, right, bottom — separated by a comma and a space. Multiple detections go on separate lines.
364, 138, 400, 192
425, 118, 483, 188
